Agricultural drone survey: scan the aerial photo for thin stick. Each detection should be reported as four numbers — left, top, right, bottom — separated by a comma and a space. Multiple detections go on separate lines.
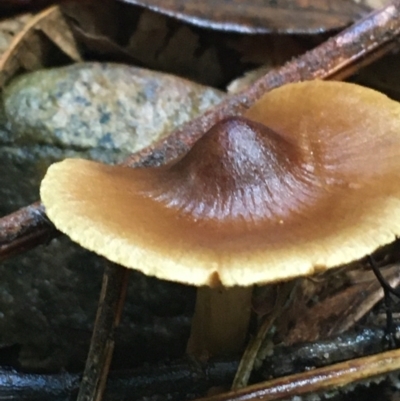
193, 347, 400, 401
0, 202, 58, 261
76, 263, 129, 401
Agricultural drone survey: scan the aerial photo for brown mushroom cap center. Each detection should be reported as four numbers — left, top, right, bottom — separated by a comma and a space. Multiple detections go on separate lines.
143, 117, 310, 223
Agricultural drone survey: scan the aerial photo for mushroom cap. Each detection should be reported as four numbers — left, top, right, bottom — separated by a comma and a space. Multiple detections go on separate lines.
40, 81, 400, 287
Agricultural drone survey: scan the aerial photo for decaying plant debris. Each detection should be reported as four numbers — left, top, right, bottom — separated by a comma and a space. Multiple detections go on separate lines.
2, 2, 400, 401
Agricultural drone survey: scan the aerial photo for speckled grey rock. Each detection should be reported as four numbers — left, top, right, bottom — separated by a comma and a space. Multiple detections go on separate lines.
2, 62, 224, 164
0, 62, 224, 370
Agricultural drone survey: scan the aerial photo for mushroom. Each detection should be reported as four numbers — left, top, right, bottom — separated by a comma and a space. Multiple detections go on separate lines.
40, 80, 400, 360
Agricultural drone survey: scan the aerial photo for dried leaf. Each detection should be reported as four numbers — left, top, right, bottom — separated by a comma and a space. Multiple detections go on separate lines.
0, 6, 81, 88
121, 0, 370, 34
0, 14, 32, 57
60, 1, 315, 87
61, 1, 258, 86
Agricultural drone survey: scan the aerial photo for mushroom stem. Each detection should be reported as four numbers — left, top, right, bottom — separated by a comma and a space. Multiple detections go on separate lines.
187, 286, 253, 358
76, 262, 129, 401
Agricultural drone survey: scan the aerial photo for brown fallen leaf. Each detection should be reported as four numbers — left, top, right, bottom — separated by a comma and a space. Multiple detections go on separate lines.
61, 1, 229, 86
0, 14, 31, 57
120, 0, 370, 34
61, 1, 313, 87
0, 5, 81, 88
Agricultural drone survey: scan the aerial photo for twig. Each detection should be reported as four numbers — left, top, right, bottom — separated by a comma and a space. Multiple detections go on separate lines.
193, 346, 400, 401
76, 263, 129, 401
0, 202, 58, 261
2, 2, 400, 261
